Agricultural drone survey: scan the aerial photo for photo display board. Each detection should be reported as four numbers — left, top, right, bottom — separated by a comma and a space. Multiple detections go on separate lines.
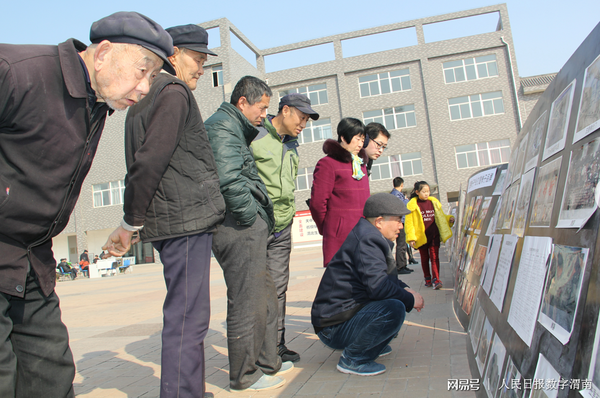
451, 21, 600, 398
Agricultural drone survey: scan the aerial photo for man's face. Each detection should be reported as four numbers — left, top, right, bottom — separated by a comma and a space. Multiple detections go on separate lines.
365, 132, 389, 160
172, 48, 207, 90
281, 106, 310, 137
239, 94, 270, 126
378, 216, 404, 241
94, 42, 163, 110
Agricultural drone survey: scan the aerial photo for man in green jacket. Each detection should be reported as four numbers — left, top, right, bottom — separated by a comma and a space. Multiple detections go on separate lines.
205, 76, 292, 392
251, 94, 319, 363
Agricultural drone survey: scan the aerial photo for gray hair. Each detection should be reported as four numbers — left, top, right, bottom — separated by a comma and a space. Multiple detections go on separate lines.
230, 75, 272, 106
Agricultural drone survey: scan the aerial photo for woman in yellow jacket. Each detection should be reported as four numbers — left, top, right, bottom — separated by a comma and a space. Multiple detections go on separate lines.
405, 181, 455, 290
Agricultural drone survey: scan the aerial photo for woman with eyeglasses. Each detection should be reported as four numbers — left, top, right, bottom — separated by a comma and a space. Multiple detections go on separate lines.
310, 118, 371, 267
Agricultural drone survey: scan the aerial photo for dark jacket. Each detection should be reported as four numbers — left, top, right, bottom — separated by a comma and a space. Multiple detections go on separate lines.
309, 139, 370, 266
205, 102, 274, 233
0, 39, 111, 297
311, 218, 415, 333
123, 73, 225, 241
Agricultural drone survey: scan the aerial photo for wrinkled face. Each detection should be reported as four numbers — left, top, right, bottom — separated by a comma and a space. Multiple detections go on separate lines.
172, 48, 207, 90
239, 94, 271, 126
379, 216, 404, 241
95, 43, 163, 110
365, 132, 389, 160
281, 106, 310, 137
417, 185, 430, 201
341, 134, 365, 155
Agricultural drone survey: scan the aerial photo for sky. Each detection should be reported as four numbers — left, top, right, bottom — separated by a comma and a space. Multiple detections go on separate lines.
1, 0, 599, 77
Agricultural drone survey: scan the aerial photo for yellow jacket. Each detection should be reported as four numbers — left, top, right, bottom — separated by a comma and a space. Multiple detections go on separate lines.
405, 196, 454, 249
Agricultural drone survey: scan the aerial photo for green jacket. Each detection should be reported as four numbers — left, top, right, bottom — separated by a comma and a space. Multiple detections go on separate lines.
251, 116, 299, 232
205, 102, 275, 233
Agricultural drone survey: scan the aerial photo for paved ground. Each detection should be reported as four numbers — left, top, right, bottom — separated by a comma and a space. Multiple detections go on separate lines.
56, 244, 475, 397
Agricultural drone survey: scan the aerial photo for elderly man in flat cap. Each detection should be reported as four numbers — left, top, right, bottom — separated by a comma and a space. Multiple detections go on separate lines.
103, 24, 224, 398
311, 193, 424, 376
0, 11, 173, 397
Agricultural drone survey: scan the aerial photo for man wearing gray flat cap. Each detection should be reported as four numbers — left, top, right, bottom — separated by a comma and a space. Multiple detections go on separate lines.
311, 193, 425, 376
0, 11, 172, 397
102, 24, 223, 398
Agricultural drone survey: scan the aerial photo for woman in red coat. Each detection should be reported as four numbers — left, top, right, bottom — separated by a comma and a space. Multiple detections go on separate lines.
310, 118, 370, 266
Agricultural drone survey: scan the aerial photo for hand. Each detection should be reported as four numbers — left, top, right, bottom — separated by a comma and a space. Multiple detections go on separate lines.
409, 240, 416, 248
102, 226, 140, 257
449, 216, 455, 223
411, 291, 425, 312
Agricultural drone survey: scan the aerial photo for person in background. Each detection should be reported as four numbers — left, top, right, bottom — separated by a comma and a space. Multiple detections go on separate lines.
57, 259, 77, 280
404, 181, 455, 290
363, 122, 390, 176
311, 193, 424, 376
0, 11, 173, 397
102, 24, 224, 398
251, 93, 319, 363
390, 177, 413, 275
205, 76, 292, 392
310, 118, 370, 267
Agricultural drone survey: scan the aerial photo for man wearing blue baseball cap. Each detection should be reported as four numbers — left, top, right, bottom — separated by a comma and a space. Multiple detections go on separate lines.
103, 24, 224, 398
0, 11, 172, 397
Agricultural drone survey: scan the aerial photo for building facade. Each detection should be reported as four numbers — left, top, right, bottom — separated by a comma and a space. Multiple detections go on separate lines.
52, 4, 553, 263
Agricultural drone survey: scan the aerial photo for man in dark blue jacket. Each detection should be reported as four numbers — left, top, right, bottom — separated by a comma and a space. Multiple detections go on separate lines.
311, 193, 425, 376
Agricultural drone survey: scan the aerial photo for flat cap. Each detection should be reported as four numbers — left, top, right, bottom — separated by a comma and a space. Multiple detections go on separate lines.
363, 193, 411, 218
166, 24, 217, 56
90, 11, 176, 74
279, 93, 319, 120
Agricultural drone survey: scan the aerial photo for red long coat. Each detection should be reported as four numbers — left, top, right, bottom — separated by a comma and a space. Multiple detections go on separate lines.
309, 139, 370, 266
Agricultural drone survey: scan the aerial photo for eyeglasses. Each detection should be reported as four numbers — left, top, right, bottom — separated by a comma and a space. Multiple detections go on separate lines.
372, 139, 388, 151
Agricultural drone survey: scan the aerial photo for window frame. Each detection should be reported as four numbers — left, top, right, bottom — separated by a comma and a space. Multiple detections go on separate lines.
358, 68, 412, 98
454, 139, 511, 169
363, 104, 416, 131
297, 118, 332, 144
448, 91, 504, 121
279, 83, 328, 106
443, 54, 499, 84
92, 180, 126, 208
369, 152, 423, 181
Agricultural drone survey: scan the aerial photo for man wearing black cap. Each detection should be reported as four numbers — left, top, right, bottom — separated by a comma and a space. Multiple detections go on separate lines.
311, 193, 425, 376
102, 24, 224, 398
251, 93, 319, 363
0, 11, 173, 397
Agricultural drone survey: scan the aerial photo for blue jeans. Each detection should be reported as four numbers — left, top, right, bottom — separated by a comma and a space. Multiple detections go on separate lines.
317, 299, 406, 364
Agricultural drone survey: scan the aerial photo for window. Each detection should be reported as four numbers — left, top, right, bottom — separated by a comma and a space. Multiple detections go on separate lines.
298, 118, 332, 144
363, 105, 416, 130
279, 83, 328, 105
212, 65, 223, 87
295, 167, 315, 191
359, 69, 411, 97
448, 91, 504, 121
455, 139, 511, 169
443, 54, 498, 84
370, 152, 423, 181
93, 180, 125, 208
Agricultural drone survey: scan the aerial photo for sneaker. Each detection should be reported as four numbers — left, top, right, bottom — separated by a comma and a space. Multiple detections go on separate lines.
278, 344, 300, 362
378, 345, 392, 358
337, 355, 386, 376
397, 268, 411, 275
424, 279, 433, 287
230, 374, 286, 392
276, 361, 294, 375
433, 279, 443, 290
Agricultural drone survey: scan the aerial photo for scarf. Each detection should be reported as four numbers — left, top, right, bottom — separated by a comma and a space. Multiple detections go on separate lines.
351, 154, 365, 180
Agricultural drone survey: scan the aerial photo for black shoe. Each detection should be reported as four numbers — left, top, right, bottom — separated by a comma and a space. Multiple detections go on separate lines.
204, 393, 214, 398
409, 259, 419, 264
278, 344, 300, 362
405, 267, 414, 272
398, 268, 411, 275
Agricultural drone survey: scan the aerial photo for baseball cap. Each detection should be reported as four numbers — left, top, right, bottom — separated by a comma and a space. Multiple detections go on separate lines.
279, 93, 319, 120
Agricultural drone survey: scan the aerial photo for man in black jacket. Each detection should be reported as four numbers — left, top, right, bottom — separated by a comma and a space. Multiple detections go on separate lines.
0, 12, 173, 398
102, 25, 225, 398
311, 193, 425, 376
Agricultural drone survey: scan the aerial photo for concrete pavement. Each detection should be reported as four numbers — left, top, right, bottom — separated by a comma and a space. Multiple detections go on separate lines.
56, 245, 475, 397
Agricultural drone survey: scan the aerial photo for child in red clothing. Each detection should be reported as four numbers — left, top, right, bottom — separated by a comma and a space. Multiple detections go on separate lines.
404, 181, 455, 289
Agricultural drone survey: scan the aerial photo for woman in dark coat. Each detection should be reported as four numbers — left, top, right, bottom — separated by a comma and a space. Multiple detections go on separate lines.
310, 118, 370, 266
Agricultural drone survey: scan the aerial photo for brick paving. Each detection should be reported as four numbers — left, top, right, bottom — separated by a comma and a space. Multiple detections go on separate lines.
56, 245, 475, 397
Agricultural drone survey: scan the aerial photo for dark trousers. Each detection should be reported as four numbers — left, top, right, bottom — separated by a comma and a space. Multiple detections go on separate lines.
266, 223, 292, 347
419, 243, 441, 282
0, 271, 75, 398
212, 213, 280, 390
317, 299, 405, 364
152, 233, 212, 398
395, 228, 408, 271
